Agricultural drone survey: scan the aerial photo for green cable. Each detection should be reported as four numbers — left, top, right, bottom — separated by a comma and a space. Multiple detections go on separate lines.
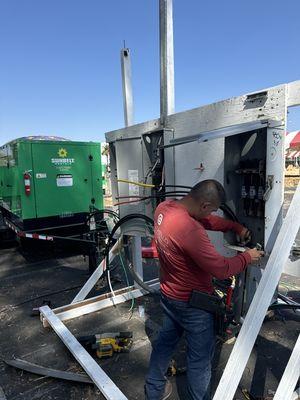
118, 249, 135, 312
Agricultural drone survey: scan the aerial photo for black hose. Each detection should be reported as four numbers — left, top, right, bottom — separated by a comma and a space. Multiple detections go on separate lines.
104, 214, 156, 294
117, 191, 189, 200
85, 208, 119, 225
91, 207, 120, 218
220, 203, 239, 223
268, 303, 300, 311
155, 185, 192, 190
107, 214, 153, 244
105, 214, 154, 293
127, 261, 157, 294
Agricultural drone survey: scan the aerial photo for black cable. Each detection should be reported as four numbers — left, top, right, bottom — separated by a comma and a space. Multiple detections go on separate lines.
85, 208, 119, 225
106, 215, 154, 269
117, 192, 189, 205
6, 284, 83, 309
117, 191, 189, 201
104, 214, 156, 294
90, 206, 119, 217
126, 258, 157, 294
220, 203, 239, 223
268, 303, 300, 311
155, 185, 192, 190
117, 192, 240, 226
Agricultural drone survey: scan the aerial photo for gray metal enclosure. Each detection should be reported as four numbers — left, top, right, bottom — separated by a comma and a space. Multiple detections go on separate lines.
106, 80, 300, 317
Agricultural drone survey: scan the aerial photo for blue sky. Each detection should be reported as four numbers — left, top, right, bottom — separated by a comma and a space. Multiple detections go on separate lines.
1, 0, 300, 144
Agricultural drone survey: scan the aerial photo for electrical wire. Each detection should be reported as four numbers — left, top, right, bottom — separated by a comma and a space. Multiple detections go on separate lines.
220, 203, 239, 223
143, 159, 159, 184
114, 192, 189, 206
116, 190, 189, 199
85, 209, 120, 234
117, 179, 155, 188
268, 303, 300, 311
115, 186, 240, 232
160, 185, 192, 190
118, 179, 192, 191
86, 208, 119, 219
107, 269, 116, 303
104, 214, 156, 294
118, 250, 135, 313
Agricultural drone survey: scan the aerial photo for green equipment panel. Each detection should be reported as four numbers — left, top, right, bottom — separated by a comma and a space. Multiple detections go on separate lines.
0, 138, 103, 223
32, 143, 101, 218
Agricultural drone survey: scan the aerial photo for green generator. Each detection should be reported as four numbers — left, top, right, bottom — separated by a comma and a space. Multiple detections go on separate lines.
0, 137, 103, 232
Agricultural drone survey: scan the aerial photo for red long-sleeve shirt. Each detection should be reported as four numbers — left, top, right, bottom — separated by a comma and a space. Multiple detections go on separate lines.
154, 200, 251, 301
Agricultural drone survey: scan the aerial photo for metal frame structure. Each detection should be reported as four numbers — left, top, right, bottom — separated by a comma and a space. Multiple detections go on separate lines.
41, 277, 159, 326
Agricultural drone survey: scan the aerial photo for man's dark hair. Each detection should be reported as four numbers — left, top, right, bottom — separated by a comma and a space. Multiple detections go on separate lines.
189, 179, 226, 205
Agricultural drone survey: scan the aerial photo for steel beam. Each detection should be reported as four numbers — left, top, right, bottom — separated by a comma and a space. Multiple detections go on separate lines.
39, 306, 128, 400
132, 236, 144, 284
121, 47, 134, 127
213, 182, 300, 400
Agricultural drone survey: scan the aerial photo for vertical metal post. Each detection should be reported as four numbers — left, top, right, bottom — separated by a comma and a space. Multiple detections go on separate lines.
159, 0, 175, 125
121, 47, 134, 127
120, 46, 144, 283
132, 236, 143, 284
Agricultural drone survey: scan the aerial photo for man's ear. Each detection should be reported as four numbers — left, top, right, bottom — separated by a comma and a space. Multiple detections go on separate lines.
201, 201, 211, 210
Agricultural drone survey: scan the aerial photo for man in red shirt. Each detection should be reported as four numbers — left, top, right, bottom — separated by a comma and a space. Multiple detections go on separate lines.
145, 180, 263, 400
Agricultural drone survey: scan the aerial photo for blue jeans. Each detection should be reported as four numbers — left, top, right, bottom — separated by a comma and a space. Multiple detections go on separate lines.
145, 294, 215, 400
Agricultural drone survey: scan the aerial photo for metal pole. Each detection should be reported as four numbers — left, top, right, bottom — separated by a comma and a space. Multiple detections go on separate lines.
159, 0, 175, 125
121, 47, 134, 127
120, 46, 143, 283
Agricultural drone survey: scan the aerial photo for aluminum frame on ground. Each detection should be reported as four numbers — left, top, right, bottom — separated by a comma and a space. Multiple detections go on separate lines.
42, 278, 159, 326
39, 306, 128, 400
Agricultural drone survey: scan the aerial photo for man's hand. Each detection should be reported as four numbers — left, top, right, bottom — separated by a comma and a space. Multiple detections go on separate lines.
239, 227, 252, 245
245, 247, 264, 263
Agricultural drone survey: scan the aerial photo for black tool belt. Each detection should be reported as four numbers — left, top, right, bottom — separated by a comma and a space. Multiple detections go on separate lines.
188, 290, 226, 315
189, 290, 234, 339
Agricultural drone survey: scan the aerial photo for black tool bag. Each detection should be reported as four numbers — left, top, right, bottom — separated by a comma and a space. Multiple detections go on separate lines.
189, 290, 228, 337
188, 290, 226, 315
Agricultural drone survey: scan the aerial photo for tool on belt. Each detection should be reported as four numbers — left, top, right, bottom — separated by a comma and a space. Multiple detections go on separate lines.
167, 359, 187, 376
77, 331, 133, 359
188, 287, 236, 339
